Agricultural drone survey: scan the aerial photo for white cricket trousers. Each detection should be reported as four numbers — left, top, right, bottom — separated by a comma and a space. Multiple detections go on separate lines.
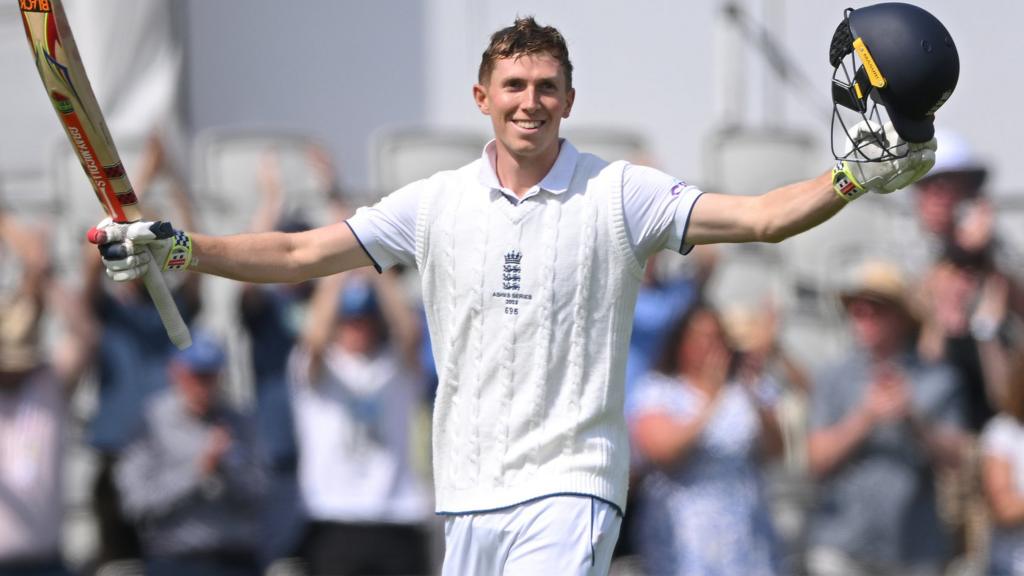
441, 495, 622, 576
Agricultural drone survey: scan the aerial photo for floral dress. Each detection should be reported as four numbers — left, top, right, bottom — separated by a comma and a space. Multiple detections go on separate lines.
628, 372, 781, 576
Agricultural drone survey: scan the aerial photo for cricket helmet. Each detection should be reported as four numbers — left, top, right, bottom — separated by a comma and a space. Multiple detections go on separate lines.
830, 3, 959, 161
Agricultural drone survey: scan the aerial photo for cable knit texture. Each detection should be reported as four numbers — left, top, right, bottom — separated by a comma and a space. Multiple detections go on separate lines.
416, 154, 643, 513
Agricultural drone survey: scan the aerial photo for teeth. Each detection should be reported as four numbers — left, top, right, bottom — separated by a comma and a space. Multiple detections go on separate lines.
514, 120, 542, 129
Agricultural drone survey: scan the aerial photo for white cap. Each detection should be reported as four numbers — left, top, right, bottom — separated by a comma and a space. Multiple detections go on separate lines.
923, 128, 988, 187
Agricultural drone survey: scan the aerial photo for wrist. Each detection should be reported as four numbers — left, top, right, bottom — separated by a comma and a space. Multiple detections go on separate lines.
852, 406, 875, 431
832, 161, 868, 202
161, 229, 196, 271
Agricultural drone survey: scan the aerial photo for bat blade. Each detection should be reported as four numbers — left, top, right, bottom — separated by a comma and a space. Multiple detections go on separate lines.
20, 0, 192, 349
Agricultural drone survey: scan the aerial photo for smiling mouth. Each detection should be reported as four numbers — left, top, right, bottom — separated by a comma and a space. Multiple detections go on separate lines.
512, 119, 545, 130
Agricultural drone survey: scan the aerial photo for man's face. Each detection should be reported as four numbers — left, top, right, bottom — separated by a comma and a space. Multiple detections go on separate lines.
335, 316, 381, 357
845, 296, 908, 352
915, 174, 975, 236
473, 53, 575, 165
172, 363, 219, 417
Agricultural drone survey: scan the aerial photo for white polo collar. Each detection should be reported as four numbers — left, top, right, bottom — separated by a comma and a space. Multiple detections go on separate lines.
477, 139, 579, 202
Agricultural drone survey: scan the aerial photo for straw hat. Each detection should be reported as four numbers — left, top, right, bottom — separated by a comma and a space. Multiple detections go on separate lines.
838, 260, 917, 318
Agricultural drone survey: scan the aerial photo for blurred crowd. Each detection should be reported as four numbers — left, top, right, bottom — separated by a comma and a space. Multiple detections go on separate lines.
1, 129, 1022, 576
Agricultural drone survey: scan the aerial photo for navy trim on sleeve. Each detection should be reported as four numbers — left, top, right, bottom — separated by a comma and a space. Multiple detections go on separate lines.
678, 190, 705, 255
344, 220, 382, 273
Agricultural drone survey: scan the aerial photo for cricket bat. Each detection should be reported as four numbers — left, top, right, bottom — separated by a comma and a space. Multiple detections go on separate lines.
19, 0, 191, 349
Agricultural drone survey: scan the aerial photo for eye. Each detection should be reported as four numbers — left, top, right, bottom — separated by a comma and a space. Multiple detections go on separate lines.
538, 80, 558, 93
503, 78, 526, 91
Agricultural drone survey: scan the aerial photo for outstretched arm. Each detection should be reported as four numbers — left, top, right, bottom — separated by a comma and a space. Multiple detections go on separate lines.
687, 122, 936, 246
192, 222, 373, 283
94, 220, 374, 285
686, 171, 841, 245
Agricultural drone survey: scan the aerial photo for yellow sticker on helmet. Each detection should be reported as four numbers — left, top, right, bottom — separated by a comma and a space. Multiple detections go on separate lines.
853, 37, 887, 88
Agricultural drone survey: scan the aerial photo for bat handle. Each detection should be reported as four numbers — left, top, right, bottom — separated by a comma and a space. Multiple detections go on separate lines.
141, 248, 192, 349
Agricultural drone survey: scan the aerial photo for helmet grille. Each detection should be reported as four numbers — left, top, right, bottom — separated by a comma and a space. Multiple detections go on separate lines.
829, 19, 853, 68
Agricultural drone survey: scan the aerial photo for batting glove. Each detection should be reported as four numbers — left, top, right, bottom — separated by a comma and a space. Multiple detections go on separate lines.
89, 218, 195, 282
832, 121, 937, 202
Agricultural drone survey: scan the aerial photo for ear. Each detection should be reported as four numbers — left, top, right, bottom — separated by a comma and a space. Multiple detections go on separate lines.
563, 87, 576, 119
473, 84, 490, 115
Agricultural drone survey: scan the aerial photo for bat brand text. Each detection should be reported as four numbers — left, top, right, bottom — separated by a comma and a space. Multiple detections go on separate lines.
68, 125, 108, 194
20, 0, 51, 12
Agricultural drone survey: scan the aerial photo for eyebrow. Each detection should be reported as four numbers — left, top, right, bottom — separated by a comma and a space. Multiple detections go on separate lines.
500, 75, 561, 86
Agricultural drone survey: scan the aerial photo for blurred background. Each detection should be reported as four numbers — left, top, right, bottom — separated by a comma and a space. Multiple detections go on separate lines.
1, 1, 1022, 575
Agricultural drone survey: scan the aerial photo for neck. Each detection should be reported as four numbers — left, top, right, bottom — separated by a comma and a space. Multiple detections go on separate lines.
494, 140, 561, 198
682, 371, 719, 395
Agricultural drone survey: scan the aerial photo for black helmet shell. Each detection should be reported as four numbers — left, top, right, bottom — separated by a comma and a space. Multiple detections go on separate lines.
847, 3, 959, 143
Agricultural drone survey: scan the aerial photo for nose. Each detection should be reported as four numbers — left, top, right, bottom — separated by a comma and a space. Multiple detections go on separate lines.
521, 86, 541, 112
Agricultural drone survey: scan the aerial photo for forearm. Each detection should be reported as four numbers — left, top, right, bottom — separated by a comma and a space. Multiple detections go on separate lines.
192, 231, 312, 282
191, 224, 371, 283
985, 457, 1024, 527
634, 409, 715, 468
373, 271, 421, 365
807, 408, 873, 478
992, 497, 1024, 527
757, 171, 844, 243
686, 172, 844, 245
303, 273, 345, 355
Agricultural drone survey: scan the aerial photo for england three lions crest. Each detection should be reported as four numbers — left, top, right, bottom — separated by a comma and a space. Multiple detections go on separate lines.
492, 249, 532, 316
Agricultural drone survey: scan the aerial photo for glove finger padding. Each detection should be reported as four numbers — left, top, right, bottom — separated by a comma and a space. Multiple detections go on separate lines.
88, 217, 193, 281
124, 221, 176, 244
877, 142, 937, 194
103, 252, 151, 282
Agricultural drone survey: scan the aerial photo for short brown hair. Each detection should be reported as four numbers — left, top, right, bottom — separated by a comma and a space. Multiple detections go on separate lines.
478, 16, 573, 89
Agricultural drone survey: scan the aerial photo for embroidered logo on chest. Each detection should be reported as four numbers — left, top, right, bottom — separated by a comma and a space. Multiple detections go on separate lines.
491, 249, 533, 316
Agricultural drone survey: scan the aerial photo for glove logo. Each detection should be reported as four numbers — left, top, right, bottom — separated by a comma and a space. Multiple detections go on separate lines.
164, 231, 193, 270
835, 174, 856, 196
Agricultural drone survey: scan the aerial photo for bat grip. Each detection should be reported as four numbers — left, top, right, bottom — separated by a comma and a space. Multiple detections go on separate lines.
141, 248, 192, 349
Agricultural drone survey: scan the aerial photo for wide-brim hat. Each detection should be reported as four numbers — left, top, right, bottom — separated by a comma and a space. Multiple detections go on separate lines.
838, 260, 917, 319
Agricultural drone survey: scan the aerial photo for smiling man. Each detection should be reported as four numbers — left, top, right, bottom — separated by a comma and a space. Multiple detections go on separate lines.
91, 14, 946, 576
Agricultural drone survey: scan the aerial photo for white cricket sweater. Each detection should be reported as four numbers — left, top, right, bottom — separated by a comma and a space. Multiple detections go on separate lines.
415, 152, 643, 514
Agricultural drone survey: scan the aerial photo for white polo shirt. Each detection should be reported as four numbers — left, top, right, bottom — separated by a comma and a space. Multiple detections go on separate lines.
0, 369, 65, 561
349, 140, 701, 271
347, 139, 702, 514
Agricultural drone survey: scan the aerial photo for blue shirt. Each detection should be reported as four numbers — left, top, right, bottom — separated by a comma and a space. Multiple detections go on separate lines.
625, 276, 698, 404
240, 285, 306, 469
89, 287, 197, 452
808, 348, 965, 569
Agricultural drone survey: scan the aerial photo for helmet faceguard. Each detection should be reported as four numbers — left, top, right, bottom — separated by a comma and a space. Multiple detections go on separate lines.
830, 3, 959, 163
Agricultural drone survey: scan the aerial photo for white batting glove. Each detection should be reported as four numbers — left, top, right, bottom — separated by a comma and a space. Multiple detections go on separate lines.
832, 121, 937, 202
89, 218, 195, 282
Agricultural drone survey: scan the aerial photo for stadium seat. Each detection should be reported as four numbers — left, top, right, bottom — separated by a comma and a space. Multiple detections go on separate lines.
369, 125, 489, 197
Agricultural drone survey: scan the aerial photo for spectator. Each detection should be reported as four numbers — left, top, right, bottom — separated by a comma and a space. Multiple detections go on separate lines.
806, 260, 967, 576
903, 129, 990, 278
628, 302, 783, 576
290, 269, 431, 576
918, 245, 1017, 432
981, 351, 1024, 575
238, 148, 326, 566
0, 213, 93, 576
115, 333, 264, 576
722, 302, 814, 565
625, 249, 713, 395
83, 132, 202, 570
